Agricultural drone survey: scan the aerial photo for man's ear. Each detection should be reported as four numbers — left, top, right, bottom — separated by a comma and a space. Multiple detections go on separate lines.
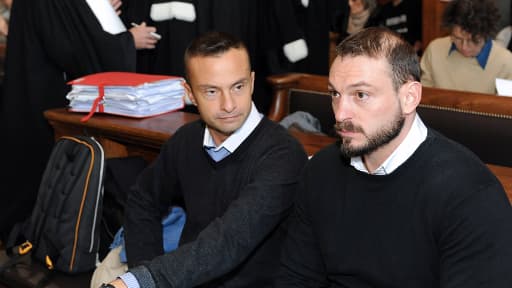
183, 82, 197, 106
250, 71, 255, 94
401, 81, 422, 114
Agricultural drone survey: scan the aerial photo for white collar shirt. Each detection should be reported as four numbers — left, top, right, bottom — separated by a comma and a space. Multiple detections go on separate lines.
351, 113, 428, 175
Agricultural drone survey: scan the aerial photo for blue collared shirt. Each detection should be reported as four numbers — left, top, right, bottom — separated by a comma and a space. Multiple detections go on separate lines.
449, 39, 493, 69
203, 102, 263, 154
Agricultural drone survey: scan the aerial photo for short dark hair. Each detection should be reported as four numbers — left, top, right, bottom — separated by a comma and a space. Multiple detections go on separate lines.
184, 31, 250, 79
335, 27, 420, 92
442, 0, 501, 41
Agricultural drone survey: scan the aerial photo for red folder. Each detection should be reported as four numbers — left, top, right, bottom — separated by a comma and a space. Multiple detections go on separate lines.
67, 72, 184, 122
67, 71, 182, 87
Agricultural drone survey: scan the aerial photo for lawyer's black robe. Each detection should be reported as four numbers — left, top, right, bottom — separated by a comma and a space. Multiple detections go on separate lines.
197, 0, 273, 113
120, 0, 199, 77
0, 0, 136, 238
121, 0, 273, 113
267, 0, 340, 76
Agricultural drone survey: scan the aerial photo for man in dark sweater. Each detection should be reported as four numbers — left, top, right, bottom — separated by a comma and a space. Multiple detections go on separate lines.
375, 0, 422, 54
98, 31, 308, 288
275, 27, 512, 287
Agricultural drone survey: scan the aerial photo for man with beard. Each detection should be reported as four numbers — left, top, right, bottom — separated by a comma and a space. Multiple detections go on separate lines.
274, 27, 512, 287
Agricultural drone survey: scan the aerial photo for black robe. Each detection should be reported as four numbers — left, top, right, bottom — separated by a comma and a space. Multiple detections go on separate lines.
0, 0, 136, 238
197, 0, 273, 113
267, 0, 340, 76
121, 0, 273, 113
121, 1, 339, 113
120, 0, 199, 77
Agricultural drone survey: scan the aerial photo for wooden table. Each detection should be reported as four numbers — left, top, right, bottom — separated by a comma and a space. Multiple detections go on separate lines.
44, 108, 200, 162
44, 108, 512, 203
487, 164, 512, 202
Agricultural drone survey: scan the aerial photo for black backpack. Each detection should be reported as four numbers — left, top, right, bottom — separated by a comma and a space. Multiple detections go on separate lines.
2, 135, 106, 275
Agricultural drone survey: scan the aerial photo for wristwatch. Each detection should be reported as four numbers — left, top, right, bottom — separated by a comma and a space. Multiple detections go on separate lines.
100, 284, 116, 288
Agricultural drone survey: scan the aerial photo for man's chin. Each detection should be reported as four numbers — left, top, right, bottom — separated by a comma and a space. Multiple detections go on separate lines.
339, 138, 381, 158
216, 125, 240, 137
339, 143, 364, 158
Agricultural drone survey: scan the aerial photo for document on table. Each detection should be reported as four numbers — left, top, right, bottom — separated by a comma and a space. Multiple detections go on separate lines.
86, 0, 126, 34
496, 78, 512, 97
66, 72, 186, 119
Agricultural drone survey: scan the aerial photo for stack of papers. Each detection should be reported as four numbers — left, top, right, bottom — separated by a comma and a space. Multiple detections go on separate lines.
496, 78, 512, 97
66, 72, 186, 120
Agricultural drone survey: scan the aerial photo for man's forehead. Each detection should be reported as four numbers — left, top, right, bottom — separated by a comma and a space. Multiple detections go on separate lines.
452, 25, 473, 38
329, 56, 393, 87
331, 55, 389, 74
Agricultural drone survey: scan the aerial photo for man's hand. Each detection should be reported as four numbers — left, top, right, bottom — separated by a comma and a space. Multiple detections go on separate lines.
107, 278, 128, 288
0, 15, 8, 36
110, 0, 122, 15
129, 22, 159, 50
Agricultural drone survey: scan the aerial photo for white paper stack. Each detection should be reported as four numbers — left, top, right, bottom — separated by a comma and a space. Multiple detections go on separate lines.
66, 72, 186, 118
496, 78, 512, 97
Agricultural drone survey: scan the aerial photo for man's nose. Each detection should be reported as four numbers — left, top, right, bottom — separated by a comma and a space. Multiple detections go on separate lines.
220, 92, 236, 112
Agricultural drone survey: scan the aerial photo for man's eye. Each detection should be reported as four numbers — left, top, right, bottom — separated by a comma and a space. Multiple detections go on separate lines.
329, 90, 340, 98
355, 91, 369, 100
233, 83, 244, 92
202, 89, 217, 99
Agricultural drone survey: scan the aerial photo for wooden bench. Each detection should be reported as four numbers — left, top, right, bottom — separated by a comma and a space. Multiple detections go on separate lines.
266, 73, 512, 202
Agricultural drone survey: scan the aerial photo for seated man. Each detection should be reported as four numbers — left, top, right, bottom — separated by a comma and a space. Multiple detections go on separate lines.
275, 27, 512, 287
420, 0, 512, 94
93, 31, 308, 288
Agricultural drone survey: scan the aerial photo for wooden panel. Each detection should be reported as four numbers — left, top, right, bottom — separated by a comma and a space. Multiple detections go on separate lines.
489, 164, 512, 203
422, 0, 450, 48
44, 108, 200, 163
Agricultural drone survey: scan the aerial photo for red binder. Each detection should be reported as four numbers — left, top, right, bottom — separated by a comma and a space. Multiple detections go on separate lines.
68, 71, 182, 87
67, 72, 185, 122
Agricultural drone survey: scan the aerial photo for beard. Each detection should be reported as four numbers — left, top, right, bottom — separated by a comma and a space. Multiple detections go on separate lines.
335, 112, 405, 158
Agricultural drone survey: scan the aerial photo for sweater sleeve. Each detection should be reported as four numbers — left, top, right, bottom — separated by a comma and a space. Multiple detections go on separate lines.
438, 181, 512, 287
274, 162, 330, 287
124, 140, 179, 267
132, 134, 308, 288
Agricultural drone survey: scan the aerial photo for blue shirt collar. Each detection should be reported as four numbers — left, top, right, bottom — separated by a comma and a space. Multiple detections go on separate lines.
449, 39, 492, 69
203, 102, 263, 153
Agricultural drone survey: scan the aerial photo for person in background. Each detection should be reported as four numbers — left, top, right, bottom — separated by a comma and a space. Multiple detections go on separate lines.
0, 0, 12, 38
121, 0, 342, 115
94, 31, 308, 288
0, 0, 11, 86
375, 0, 422, 55
336, 0, 379, 43
496, 24, 512, 51
275, 26, 512, 287
420, 0, 512, 94
121, 0, 281, 115
0, 0, 158, 241
119, 0, 198, 77
265, 0, 340, 76
496, 7, 512, 52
